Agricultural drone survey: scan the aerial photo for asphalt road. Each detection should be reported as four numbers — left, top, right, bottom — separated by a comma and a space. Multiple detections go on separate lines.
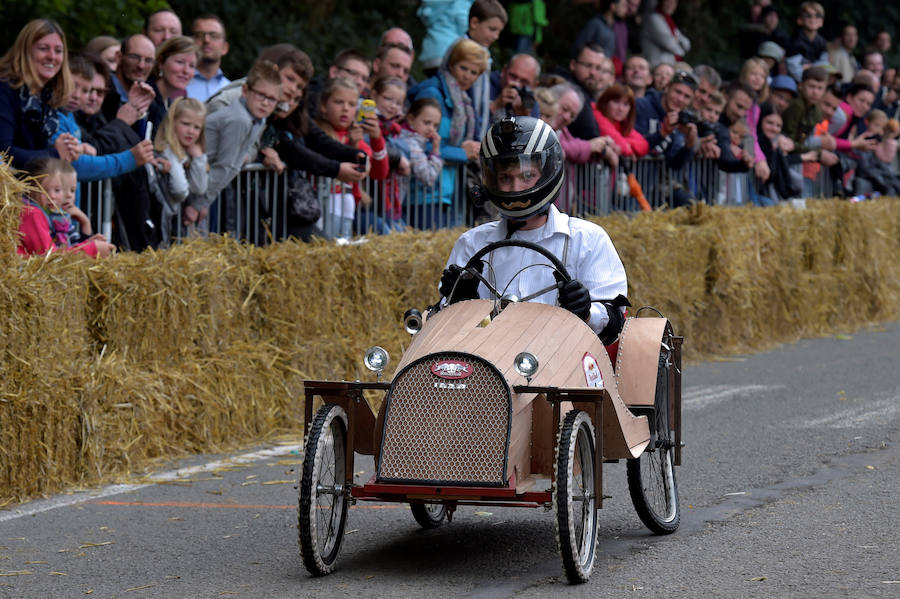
2, 323, 898, 599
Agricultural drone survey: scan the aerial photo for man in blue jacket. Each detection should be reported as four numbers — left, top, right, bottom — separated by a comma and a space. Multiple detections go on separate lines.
635, 69, 700, 171
635, 70, 700, 206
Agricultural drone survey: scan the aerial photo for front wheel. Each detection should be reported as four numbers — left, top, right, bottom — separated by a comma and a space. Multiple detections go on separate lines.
410, 503, 447, 529
627, 344, 680, 534
555, 410, 599, 584
298, 404, 349, 575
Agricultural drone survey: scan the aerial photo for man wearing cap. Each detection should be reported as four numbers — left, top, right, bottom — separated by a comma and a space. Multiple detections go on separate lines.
769, 75, 798, 114
635, 69, 700, 172
757, 41, 785, 83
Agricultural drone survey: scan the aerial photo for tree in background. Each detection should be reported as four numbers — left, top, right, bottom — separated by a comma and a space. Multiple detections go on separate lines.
2, 1, 899, 88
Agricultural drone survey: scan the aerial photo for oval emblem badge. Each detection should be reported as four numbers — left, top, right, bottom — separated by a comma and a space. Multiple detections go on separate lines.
431, 360, 473, 379
582, 352, 604, 389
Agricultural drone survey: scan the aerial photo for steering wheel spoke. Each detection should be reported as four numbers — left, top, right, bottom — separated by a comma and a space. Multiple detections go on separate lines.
462, 239, 572, 308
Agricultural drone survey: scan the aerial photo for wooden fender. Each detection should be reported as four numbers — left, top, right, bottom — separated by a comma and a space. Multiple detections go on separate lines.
615, 316, 671, 407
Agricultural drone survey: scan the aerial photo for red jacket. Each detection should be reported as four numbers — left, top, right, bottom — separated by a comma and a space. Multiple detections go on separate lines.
328, 128, 390, 204
594, 109, 650, 157
17, 200, 99, 258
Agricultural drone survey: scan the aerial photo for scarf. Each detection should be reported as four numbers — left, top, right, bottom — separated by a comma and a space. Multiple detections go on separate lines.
18, 84, 59, 146
440, 71, 475, 147
658, 8, 682, 61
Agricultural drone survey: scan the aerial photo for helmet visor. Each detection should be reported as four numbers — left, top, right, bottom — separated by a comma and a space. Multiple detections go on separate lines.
480, 144, 564, 214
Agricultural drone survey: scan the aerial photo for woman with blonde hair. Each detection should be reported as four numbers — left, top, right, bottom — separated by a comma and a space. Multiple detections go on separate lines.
0, 19, 79, 167
407, 38, 489, 228
152, 36, 198, 106
739, 57, 772, 183
84, 35, 120, 73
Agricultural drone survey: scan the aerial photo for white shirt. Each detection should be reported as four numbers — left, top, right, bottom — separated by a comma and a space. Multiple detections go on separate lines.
445, 205, 628, 334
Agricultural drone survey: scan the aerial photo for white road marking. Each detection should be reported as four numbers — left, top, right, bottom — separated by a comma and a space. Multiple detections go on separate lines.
682, 384, 786, 410
0, 444, 302, 523
785, 396, 900, 430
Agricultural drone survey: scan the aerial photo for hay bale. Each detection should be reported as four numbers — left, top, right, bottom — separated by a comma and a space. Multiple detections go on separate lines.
0, 156, 28, 264
1, 169, 898, 506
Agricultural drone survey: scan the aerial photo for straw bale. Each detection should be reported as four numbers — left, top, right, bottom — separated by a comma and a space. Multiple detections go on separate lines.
0, 256, 93, 500
0, 156, 29, 265
1, 182, 898, 504
85, 237, 268, 363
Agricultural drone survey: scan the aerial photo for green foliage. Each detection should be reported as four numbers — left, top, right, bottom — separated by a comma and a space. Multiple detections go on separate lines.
167, 0, 424, 81
0, 0, 169, 49
2, 0, 899, 85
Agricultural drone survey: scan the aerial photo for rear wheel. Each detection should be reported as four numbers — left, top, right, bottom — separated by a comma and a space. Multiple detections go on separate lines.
299, 404, 349, 575
627, 345, 680, 534
410, 503, 447, 529
555, 410, 598, 584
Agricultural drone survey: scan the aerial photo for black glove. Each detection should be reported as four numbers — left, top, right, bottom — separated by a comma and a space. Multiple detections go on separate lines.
556, 275, 592, 321
598, 294, 631, 345
440, 263, 483, 303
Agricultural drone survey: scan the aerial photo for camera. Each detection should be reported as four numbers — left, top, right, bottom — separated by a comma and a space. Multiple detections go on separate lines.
677, 108, 700, 126
678, 108, 717, 138
513, 86, 536, 113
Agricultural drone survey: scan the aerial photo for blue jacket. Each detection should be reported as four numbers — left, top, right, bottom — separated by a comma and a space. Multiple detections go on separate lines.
52, 111, 138, 209
635, 89, 695, 170
408, 73, 471, 206
0, 79, 59, 168
417, 0, 473, 69
53, 111, 138, 182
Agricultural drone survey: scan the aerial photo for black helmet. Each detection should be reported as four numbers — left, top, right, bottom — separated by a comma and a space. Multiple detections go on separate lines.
479, 116, 565, 220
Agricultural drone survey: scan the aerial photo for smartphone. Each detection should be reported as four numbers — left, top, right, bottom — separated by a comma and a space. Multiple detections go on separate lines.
355, 153, 368, 173
356, 99, 376, 122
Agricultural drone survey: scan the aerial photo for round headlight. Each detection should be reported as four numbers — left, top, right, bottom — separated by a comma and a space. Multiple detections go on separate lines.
513, 352, 539, 379
364, 346, 390, 372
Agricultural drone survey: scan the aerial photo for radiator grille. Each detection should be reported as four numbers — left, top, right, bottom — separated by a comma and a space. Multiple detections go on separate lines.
377, 353, 511, 485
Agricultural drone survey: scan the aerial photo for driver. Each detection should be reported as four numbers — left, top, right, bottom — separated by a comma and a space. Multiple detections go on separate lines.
441, 116, 630, 345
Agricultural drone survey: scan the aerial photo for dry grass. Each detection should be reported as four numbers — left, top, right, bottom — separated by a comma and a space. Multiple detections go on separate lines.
1, 157, 898, 503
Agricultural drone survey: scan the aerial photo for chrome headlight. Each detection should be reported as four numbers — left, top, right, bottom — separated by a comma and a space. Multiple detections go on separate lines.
364, 346, 390, 373
513, 352, 539, 380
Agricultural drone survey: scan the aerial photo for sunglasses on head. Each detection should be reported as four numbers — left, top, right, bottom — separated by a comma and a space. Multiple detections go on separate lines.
671, 70, 699, 90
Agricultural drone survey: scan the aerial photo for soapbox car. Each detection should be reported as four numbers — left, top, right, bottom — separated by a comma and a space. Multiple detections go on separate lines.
298, 240, 683, 583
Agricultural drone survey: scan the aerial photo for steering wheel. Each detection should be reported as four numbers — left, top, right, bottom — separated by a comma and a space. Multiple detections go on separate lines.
453, 239, 572, 304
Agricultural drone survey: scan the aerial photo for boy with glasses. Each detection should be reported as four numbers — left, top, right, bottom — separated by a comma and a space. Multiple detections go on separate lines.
303, 49, 370, 121
186, 60, 282, 233
785, 2, 829, 83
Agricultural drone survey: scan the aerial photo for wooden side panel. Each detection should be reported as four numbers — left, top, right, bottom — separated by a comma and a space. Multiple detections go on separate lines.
615, 317, 669, 407
529, 393, 554, 475
508, 393, 535, 483
388, 301, 651, 465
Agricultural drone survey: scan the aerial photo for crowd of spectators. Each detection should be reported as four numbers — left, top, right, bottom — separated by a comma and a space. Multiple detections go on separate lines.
2, 1, 899, 254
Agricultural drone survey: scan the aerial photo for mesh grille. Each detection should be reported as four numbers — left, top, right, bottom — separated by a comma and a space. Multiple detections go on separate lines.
377, 353, 511, 485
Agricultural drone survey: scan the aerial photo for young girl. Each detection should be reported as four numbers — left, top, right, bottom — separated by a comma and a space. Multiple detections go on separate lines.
372, 76, 411, 232
372, 76, 407, 139
18, 158, 115, 257
739, 58, 771, 182
315, 77, 389, 238
392, 97, 445, 213
152, 97, 209, 242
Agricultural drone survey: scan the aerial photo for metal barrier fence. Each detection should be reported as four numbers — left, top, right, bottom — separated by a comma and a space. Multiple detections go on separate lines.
79, 156, 849, 248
